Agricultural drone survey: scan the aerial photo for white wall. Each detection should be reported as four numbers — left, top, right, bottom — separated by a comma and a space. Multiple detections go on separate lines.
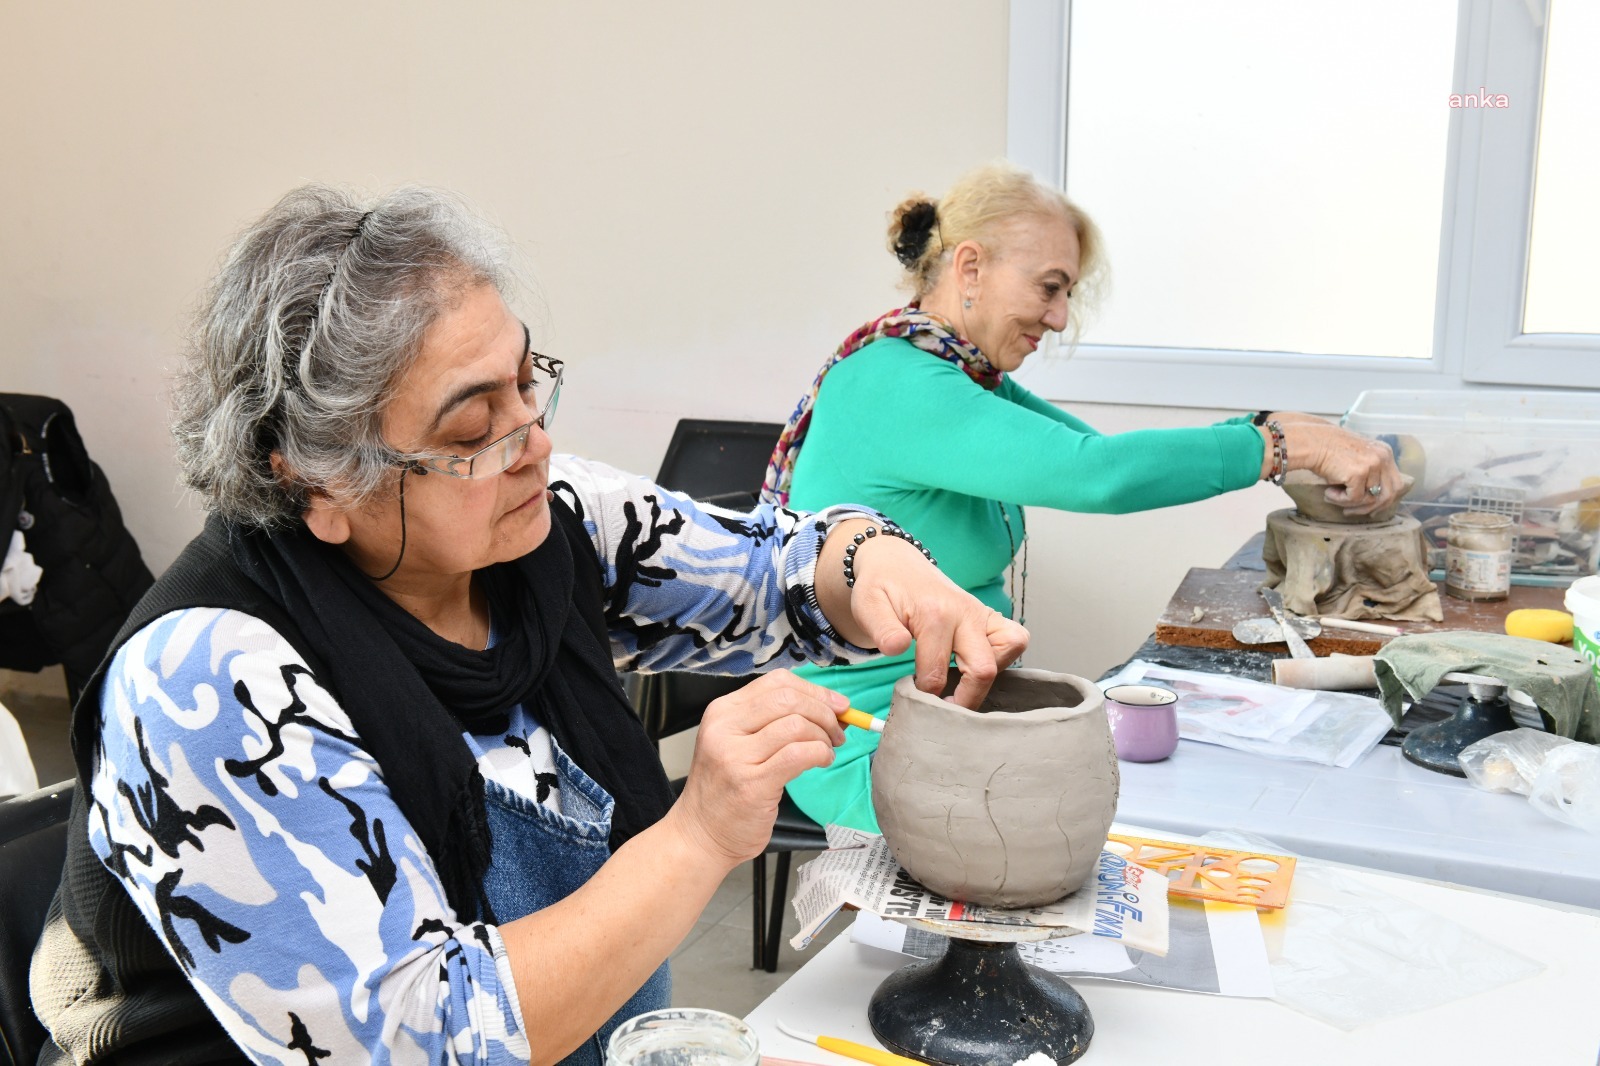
1, 1, 1286, 685
1019, 402, 1289, 677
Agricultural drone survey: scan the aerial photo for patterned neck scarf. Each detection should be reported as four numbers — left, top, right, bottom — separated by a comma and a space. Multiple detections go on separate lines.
760, 306, 1001, 505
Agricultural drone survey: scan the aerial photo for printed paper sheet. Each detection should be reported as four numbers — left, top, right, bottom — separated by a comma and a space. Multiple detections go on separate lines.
789, 825, 1169, 956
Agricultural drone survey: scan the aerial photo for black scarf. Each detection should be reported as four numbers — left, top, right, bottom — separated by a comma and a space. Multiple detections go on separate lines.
224, 496, 674, 921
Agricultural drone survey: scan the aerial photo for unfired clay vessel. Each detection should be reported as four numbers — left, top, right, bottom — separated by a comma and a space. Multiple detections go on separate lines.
1280, 470, 1415, 524
871, 669, 1119, 909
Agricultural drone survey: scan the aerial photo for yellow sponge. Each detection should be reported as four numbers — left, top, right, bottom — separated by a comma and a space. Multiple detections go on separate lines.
1505, 608, 1575, 644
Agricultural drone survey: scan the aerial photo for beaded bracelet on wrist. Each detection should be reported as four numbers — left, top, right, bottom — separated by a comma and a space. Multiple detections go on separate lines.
843, 523, 936, 588
1264, 420, 1288, 485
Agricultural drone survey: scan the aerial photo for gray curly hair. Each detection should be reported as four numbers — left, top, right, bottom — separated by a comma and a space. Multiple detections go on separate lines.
172, 184, 512, 528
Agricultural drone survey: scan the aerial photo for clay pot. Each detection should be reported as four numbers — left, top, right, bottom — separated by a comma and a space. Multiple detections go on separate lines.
1280, 470, 1414, 524
871, 669, 1120, 908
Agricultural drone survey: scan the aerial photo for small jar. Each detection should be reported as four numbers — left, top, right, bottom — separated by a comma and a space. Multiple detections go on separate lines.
1445, 511, 1514, 601
607, 1009, 759, 1066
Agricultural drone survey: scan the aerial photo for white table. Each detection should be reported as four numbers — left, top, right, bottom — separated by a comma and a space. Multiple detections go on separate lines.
748, 833, 1600, 1065
1112, 737, 1600, 908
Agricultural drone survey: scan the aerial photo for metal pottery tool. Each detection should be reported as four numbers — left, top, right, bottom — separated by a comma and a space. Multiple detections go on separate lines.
1232, 614, 1320, 646
1232, 614, 1404, 647
1259, 586, 1315, 659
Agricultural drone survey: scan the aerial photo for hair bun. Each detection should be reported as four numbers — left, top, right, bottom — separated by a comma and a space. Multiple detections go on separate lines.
893, 200, 939, 267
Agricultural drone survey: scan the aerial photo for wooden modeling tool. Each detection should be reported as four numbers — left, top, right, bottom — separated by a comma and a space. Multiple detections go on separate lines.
839, 708, 885, 733
1106, 834, 1297, 909
1316, 616, 1403, 636
775, 1021, 922, 1066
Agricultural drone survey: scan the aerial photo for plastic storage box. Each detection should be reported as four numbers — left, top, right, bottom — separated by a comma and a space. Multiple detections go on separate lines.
1342, 389, 1600, 578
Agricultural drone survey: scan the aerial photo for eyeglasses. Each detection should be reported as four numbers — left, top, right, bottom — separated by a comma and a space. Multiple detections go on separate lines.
401, 352, 563, 479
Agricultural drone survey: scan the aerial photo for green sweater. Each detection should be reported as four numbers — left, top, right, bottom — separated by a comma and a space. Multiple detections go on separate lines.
785, 336, 1265, 831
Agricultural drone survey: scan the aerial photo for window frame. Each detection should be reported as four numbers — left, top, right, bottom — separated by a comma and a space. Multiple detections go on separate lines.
1005, 0, 1600, 413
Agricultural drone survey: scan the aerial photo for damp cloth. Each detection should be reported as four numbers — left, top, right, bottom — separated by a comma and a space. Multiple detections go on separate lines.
1373, 631, 1600, 743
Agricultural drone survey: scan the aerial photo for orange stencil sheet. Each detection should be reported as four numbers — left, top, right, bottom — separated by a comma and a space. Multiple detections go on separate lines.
1106, 834, 1297, 909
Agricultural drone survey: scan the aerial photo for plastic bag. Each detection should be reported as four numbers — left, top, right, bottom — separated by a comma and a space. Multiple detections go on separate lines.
1199, 830, 1544, 1031
1099, 660, 1392, 767
1458, 727, 1568, 794
1529, 743, 1600, 833
1459, 728, 1600, 834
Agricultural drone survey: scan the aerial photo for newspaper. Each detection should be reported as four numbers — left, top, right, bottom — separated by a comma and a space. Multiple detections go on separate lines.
789, 825, 1169, 956
852, 899, 1273, 999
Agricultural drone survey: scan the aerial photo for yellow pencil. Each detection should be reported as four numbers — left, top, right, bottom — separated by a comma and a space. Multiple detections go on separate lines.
838, 707, 885, 733
776, 1021, 921, 1066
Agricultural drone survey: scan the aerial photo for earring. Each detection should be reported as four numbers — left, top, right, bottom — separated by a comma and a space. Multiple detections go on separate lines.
963, 297, 973, 309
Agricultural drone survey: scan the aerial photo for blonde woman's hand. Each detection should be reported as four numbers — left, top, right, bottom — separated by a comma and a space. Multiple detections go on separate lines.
1278, 419, 1404, 516
670, 671, 846, 869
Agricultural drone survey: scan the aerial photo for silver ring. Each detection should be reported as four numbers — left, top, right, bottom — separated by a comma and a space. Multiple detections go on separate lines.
1367, 484, 1385, 497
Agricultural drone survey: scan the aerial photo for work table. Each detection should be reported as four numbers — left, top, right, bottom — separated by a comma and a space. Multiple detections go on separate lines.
1110, 734, 1599, 907
749, 823, 1600, 1065
1102, 535, 1600, 907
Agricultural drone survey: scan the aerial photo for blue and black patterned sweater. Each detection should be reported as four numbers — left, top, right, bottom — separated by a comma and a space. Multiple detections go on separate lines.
87, 456, 877, 1064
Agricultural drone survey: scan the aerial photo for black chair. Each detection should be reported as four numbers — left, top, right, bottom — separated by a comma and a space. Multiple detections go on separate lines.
636, 418, 829, 972
0, 780, 73, 1066
651, 418, 783, 510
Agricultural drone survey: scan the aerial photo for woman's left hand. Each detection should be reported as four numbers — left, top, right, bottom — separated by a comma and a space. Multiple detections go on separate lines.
1272, 418, 1405, 516
814, 519, 1029, 709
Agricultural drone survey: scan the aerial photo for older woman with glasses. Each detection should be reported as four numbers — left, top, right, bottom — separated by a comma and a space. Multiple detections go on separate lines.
30, 185, 1026, 1066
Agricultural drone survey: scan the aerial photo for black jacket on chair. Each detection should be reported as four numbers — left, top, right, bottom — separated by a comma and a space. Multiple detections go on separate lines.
0, 394, 154, 702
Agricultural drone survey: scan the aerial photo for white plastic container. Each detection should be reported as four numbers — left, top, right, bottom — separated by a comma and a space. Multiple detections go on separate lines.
1343, 389, 1600, 577
1565, 576, 1600, 691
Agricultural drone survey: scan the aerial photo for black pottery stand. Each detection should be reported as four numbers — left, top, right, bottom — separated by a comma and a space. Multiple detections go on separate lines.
868, 936, 1093, 1066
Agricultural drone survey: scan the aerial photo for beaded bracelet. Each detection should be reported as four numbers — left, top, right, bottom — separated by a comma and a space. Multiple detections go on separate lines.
1264, 420, 1288, 485
843, 523, 936, 588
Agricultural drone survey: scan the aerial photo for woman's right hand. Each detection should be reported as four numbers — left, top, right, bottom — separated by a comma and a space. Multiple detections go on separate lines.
667, 670, 847, 871
1265, 415, 1405, 516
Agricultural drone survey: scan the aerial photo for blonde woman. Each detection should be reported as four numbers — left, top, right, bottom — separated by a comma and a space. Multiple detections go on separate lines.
763, 160, 1401, 832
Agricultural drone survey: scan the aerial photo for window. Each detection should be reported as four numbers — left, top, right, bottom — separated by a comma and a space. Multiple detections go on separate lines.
1522, 1, 1600, 336
1007, 0, 1600, 412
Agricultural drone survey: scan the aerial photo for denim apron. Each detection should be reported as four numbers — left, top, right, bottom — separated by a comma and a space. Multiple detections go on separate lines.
481, 738, 671, 1066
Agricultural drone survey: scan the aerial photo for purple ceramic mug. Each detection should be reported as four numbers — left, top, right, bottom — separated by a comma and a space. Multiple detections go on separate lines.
1103, 684, 1179, 762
